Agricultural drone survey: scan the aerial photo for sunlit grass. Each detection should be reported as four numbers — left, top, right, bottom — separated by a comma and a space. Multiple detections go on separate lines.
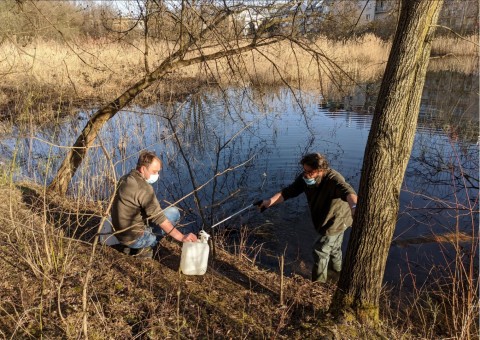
0, 34, 477, 121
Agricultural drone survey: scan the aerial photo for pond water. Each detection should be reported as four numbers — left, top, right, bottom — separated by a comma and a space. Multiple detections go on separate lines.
2, 71, 478, 285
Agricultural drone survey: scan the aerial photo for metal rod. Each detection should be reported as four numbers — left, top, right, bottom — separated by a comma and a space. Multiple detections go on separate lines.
210, 204, 254, 229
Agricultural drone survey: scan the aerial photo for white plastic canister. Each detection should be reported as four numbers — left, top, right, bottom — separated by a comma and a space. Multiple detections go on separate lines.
179, 230, 210, 275
99, 216, 119, 246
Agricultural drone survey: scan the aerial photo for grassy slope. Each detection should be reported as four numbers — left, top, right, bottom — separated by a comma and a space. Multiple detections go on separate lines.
0, 182, 393, 339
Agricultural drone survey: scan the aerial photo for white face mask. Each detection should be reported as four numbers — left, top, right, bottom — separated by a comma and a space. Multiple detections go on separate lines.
146, 173, 159, 184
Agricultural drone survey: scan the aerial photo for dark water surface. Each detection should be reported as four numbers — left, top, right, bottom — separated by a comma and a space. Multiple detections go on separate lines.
3, 71, 478, 285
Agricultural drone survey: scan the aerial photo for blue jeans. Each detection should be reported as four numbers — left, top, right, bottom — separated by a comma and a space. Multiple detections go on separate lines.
129, 207, 181, 249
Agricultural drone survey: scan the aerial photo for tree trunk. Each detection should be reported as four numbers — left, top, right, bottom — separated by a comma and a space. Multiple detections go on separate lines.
330, 0, 444, 325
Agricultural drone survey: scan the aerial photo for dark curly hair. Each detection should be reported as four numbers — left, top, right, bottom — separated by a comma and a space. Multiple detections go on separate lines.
300, 153, 329, 170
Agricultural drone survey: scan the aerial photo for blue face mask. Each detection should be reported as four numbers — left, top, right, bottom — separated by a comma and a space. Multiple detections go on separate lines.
303, 177, 316, 186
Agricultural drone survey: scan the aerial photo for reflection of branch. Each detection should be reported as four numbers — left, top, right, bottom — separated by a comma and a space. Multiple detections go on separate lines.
254, 47, 315, 136
209, 121, 254, 224
409, 151, 479, 190
165, 113, 206, 227
165, 154, 257, 209
401, 187, 473, 211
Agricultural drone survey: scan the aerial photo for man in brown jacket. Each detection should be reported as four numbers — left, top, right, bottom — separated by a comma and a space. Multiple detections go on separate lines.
111, 151, 197, 257
259, 153, 358, 282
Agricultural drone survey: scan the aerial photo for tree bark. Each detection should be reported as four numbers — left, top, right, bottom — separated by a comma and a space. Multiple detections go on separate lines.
330, 0, 444, 325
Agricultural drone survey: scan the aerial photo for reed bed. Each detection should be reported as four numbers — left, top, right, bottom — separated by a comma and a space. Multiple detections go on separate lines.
430, 34, 479, 74
0, 34, 477, 122
185, 34, 391, 93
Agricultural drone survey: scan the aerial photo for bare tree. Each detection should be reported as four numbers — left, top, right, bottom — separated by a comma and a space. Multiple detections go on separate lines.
47, 2, 279, 194
46, 1, 343, 195
330, 0, 444, 325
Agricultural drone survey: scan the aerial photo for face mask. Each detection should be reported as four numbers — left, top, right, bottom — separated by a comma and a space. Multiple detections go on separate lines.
303, 177, 316, 186
146, 173, 159, 184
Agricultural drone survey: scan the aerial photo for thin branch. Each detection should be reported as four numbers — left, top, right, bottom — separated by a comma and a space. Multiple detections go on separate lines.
433, 24, 480, 47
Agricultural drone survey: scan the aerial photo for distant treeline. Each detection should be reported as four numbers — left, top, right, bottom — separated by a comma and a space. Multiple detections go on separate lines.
1, 0, 477, 45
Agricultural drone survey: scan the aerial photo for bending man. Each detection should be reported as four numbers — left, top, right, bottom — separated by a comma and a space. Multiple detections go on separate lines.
111, 151, 197, 258
259, 153, 357, 282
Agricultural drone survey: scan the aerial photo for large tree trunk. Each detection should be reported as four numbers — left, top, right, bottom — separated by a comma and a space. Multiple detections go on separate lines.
330, 0, 444, 324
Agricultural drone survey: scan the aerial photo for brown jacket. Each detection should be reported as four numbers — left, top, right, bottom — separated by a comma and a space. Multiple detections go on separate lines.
281, 169, 356, 236
111, 170, 167, 244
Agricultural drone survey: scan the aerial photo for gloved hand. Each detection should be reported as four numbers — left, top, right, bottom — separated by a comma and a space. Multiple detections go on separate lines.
254, 200, 267, 212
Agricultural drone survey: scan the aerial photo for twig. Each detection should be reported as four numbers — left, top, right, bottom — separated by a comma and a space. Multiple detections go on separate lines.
280, 255, 285, 306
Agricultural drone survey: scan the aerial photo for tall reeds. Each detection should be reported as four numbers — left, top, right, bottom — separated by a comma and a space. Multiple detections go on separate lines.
1, 34, 477, 124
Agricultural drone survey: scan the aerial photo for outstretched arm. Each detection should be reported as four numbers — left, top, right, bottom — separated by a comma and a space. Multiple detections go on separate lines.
259, 192, 285, 210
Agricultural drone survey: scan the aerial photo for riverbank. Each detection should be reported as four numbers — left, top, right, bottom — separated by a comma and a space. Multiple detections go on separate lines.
0, 181, 404, 338
0, 34, 477, 127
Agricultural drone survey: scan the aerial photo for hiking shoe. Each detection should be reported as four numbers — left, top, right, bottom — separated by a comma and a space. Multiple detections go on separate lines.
110, 244, 131, 255
132, 247, 153, 259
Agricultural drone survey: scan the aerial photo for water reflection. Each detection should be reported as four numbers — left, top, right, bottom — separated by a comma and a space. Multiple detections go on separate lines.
338, 71, 478, 125
1, 70, 478, 284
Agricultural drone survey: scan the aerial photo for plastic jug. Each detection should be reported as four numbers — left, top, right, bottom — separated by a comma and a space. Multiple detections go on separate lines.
180, 230, 210, 275
99, 216, 119, 246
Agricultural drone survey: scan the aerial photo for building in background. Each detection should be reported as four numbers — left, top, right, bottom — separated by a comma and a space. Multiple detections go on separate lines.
235, 0, 477, 37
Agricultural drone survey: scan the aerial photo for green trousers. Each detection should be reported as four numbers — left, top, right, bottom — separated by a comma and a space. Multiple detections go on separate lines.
311, 232, 344, 282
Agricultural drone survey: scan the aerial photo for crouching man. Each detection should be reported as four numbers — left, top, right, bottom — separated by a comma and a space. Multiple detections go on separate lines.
111, 151, 197, 258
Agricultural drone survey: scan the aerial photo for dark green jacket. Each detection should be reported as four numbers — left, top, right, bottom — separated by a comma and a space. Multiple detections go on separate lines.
111, 170, 167, 244
281, 169, 356, 235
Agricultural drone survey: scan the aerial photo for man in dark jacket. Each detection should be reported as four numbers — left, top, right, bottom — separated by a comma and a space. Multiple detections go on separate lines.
111, 151, 197, 258
259, 153, 357, 282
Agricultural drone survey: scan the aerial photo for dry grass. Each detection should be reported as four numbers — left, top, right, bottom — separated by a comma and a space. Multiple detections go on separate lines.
430, 34, 479, 74
1, 175, 475, 338
0, 34, 477, 124
432, 34, 479, 57
1, 181, 398, 339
